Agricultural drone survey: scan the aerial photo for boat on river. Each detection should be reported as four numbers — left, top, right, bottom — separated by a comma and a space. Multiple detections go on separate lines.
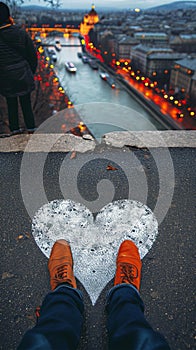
99, 71, 109, 80
65, 62, 77, 73
99, 71, 115, 88
88, 59, 98, 70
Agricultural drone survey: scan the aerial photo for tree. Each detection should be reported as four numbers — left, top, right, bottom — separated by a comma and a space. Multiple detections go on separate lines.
43, 0, 62, 9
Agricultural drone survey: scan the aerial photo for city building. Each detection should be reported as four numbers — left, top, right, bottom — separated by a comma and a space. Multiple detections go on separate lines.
130, 45, 184, 87
170, 57, 196, 101
170, 34, 196, 53
134, 32, 169, 47
114, 35, 139, 60
80, 4, 99, 36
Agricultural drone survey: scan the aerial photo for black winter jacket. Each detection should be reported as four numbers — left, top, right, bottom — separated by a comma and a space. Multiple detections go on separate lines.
0, 24, 37, 97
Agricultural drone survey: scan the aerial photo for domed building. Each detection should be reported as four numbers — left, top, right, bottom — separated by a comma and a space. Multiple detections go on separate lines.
80, 4, 99, 36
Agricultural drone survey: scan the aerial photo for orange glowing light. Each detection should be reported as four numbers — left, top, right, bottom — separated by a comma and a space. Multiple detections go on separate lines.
38, 46, 44, 54
79, 122, 86, 131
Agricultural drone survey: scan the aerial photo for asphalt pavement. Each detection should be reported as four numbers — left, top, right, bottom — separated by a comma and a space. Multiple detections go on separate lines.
0, 141, 195, 350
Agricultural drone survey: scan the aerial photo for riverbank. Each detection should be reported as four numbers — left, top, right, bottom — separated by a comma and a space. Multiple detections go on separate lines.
87, 52, 196, 131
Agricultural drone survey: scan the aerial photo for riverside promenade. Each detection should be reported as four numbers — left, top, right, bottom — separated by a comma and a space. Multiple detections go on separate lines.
0, 130, 195, 350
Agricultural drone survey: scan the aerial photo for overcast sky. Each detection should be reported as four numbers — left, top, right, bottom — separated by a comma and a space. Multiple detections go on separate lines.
24, 0, 195, 9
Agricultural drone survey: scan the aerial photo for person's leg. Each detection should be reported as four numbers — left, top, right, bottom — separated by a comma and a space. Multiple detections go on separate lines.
6, 96, 20, 132
19, 93, 35, 131
106, 240, 171, 350
18, 240, 84, 350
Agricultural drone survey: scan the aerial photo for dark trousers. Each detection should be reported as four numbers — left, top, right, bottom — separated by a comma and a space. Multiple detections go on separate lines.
6, 93, 35, 132
17, 284, 170, 350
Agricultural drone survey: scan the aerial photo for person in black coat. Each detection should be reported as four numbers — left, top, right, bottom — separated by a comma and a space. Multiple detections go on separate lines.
0, 2, 38, 134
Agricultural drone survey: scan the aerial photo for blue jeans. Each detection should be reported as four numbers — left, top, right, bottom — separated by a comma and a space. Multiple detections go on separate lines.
18, 284, 170, 350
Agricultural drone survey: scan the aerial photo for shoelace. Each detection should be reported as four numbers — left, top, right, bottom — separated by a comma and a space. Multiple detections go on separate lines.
55, 264, 69, 280
120, 263, 138, 283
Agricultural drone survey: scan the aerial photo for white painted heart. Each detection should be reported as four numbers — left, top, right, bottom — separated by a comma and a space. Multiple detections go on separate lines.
32, 199, 158, 304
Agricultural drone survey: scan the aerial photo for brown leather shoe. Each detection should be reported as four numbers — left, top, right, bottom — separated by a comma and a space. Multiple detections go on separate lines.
48, 239, 77, 290
114, 240, 142, 291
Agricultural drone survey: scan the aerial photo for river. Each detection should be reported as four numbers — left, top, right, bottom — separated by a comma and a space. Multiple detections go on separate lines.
45, 36, 167, 137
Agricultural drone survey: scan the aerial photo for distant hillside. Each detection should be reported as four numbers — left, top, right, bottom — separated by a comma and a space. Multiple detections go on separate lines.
147, 1, 196, 12
21, 5, 49, 12
20, 4, 117, 11
20, 1, 196, 12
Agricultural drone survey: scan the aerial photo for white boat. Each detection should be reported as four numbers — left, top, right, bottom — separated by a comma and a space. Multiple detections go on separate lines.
65, 62, 77, 73
55, 43, 61, 51
99, 71, 109, 80
99, 71, 116, 88
81, 55, 89, 63
106, 75, 116, 88
47, 46, 57, 62
88, 59, 98, 70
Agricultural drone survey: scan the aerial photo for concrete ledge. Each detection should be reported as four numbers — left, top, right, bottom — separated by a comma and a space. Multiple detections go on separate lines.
102, 130, 196, 148
0, 131, 196, 152
0, 133, 96, 153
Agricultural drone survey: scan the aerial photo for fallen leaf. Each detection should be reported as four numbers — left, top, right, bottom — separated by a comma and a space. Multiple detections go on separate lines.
70, 151, 76, 159
2, 272, 15, 280
106, 165, 118, 171
16, 234, 24, 241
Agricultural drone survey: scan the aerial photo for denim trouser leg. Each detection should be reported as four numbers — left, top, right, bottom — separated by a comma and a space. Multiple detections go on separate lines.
106, 284, 171, 350
17, 285, 84, 350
